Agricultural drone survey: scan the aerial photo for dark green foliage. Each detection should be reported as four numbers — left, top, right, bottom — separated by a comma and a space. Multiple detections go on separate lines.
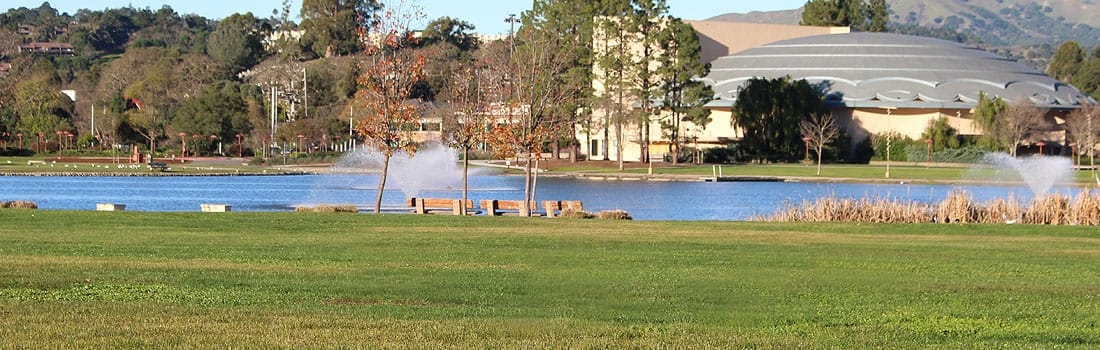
732, 77, 826, 162
703, 144, 741, 164
973, 92, 1009, 150
657, 17, 712, 164
299, 0, 381, 57
420, 17, 478, 52
173, 81, 261, 155
801, 0, 889, 32
920, 117, 961, 151
1048, 41, 1085, 82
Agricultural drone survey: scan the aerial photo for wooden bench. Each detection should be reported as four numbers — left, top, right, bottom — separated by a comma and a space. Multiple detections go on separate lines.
541, 200, 584, 218
479, 199, 540, 216
406, 198, 475, 215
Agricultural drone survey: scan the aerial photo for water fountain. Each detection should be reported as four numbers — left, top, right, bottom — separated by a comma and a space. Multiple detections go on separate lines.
333, 141, 464, 198
976, 152, 1074, 197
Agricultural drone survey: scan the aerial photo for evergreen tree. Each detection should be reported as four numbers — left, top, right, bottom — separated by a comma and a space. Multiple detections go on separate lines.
973, 92, 1009, 151
300, 0, 381, 57
1048, 41, 1084, 82
656, 18, 712, 164
732, 77, 826, 162
801, 0, 888, 32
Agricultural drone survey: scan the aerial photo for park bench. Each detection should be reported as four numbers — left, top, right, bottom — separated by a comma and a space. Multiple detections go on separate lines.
406, 197, 475, 215
479, 199, 541, 217
147, 162, 168, 171
541, 200, 584, 218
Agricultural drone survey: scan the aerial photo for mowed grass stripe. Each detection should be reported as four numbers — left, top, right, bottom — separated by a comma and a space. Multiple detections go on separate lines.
1, 210, 1098, 348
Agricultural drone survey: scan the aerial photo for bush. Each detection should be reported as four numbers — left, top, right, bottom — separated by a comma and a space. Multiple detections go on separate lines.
597, 210, 633, 220
703, 144, 741, 164
558, 209, 595, 219
295, 205, 359, 213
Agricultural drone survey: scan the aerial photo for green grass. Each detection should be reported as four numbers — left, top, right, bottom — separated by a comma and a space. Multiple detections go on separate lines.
1, 210, 1098, 347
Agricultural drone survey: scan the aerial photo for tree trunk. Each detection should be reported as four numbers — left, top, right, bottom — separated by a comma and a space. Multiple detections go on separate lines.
462, 147, 469, 216
816, 145, 823, 175
616, 121, 624, 171
523, 157, 532, 217
532, 158, 539, 215
374, 154, 391, 214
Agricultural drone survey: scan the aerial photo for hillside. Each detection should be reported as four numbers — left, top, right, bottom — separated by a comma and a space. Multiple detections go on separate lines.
705, 0, 1100, 71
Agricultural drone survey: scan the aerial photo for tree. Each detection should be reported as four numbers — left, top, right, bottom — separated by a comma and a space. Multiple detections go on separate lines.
1065, 104, 1098, 170
174, 81, 261, 154
527, 0, 598, 164
1048, 41, 1084, 82
1073, 51, 1100, 101
973, 92, 1009, 150
628, 0, 668, 166
920, 116, 960, 151
440, 66, 490, 211
353, 5, 426, 213
484, 9, 576, 216
656, 17, 712, 164
801, 0, 888, 32
420, 17, 478, 52
1001, 102, 1045, 157
800, 113, 839, 175
593, 0, 636, 170
732, 77, 827, 162
207, 19, 265, 77
300, 0, 381, 57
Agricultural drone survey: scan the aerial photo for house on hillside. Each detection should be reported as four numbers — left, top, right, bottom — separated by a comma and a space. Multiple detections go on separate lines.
18, 42, 75, 56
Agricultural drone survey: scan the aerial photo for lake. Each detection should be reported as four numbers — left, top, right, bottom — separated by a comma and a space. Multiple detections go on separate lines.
0, 174, 1060, 220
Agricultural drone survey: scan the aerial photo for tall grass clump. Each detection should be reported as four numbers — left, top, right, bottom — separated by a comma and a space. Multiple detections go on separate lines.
764, 190, 1100, 225
295, 205, 359, 213
1, 200, 37, 209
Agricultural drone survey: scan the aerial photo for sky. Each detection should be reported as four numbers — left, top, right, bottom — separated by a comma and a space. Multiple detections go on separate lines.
6, 0, 807, 35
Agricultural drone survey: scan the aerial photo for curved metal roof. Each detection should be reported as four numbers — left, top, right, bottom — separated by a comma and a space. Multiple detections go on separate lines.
702, 32, 1096, 109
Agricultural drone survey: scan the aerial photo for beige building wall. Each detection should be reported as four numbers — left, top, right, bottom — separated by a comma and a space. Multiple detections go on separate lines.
686, 20, 850, 63
838, 108, 980, 143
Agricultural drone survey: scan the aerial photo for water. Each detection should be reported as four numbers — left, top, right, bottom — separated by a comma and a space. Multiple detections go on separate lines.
0, 174, 1068, 220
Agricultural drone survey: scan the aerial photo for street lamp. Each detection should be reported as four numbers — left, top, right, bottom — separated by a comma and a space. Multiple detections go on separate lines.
1036, 141, 1046, 156
180, 132, 189, 157
65, 131, 73, 149
924, 138, 933, 165
16, 132, 23, 150
37, 132, 45, 154
297, 134, 305, 154
1070, 142, 1077, 166
801, 136, 811, 165
0, 132, 7, 149
236, 134, 243, 158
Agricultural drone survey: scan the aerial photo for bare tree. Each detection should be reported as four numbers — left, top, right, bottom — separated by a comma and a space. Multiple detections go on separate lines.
440, 65, 491, 213
799, 112, 839, 175
1065, 104, 1098, 170
1001, 102, 1045, 157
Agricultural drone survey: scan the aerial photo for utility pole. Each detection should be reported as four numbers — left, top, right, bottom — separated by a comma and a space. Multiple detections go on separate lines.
303, 68, 308, 119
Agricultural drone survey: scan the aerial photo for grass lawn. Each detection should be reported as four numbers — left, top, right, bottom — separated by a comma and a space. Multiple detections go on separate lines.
1, 210, 1098, 348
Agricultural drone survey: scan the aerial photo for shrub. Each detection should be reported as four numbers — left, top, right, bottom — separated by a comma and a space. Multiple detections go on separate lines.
597, 210, 633, 220
295, 205, 359, 213
558, 209, 595, 219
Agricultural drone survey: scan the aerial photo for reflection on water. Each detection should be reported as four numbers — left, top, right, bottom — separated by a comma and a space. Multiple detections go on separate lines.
0, 175, 1070, 220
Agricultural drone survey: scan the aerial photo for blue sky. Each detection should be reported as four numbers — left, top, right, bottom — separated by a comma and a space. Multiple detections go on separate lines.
6, 0, 807, 35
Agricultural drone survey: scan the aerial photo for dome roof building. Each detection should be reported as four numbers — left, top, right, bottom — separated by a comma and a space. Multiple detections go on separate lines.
703, 32, 1093, 110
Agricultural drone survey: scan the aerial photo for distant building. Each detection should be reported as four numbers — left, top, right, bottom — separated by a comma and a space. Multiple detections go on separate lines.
16, 24, 34, 36
576, 21, 1096, 163
18, 42, 75, 56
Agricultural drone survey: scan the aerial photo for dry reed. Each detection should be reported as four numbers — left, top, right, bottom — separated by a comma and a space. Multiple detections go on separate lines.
1, 201, 38, 209
558, 209, 595, 219
763, 190, 1100, 226
597, 210, 633, 220
295, 205, 359, 213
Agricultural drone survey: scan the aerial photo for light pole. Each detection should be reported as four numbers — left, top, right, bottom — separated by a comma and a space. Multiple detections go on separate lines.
236, 134, 243, 158
16, 132, 23, 150
297, 134, 305, 155
1070, 142, 1077, 166
210, 134, 219, 156
65, 131, 73, 149
37, 132, 45, 154
1036, 141, 1046, 156
924, 138, 933, 166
